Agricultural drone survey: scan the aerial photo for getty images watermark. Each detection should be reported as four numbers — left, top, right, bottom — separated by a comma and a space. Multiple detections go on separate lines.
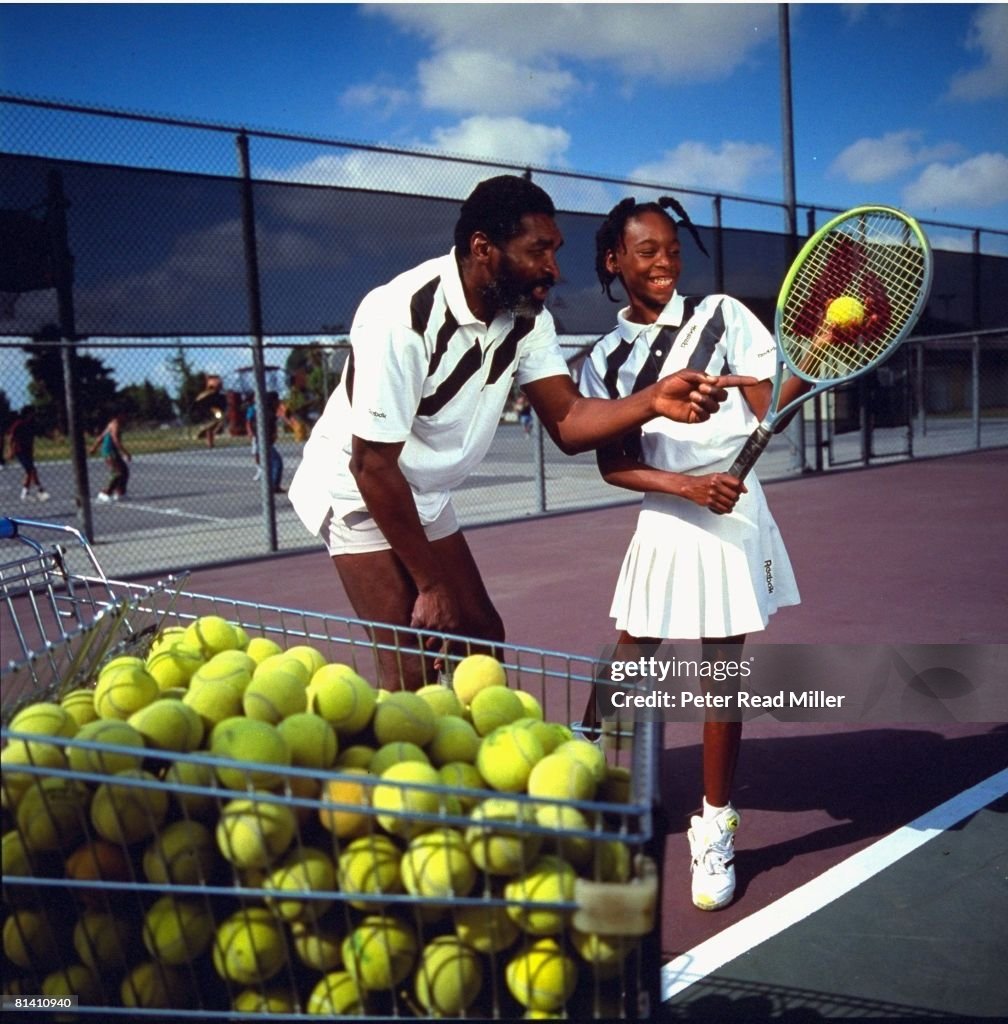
591, 644, 1007, 723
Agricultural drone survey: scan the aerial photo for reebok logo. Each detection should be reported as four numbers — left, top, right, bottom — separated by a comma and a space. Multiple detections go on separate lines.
764, 559, 774, 593
679, 324, 699, 348
369, 409, 386, 419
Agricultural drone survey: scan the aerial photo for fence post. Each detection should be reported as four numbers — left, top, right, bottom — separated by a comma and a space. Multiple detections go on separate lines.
532, 416, 546, 514
46, 169, 93, 541
972, 334, 981, 449
236, 132, 277, 553
711, 195, 724, 294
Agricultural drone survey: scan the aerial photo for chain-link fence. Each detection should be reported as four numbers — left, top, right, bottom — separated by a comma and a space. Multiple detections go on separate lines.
2, 95, 1006, 579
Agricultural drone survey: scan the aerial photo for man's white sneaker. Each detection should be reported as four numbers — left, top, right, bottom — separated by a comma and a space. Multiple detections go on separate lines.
20, 487, 31, 502
688, 806, 741, 910
96, 492, 111, 503
36, 490, 50, 502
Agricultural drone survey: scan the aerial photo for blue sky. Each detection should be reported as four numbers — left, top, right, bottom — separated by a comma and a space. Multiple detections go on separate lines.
2, 2, 1007, 241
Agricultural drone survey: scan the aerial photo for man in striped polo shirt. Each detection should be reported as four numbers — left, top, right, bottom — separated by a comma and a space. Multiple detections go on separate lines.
289, 175, 752, 688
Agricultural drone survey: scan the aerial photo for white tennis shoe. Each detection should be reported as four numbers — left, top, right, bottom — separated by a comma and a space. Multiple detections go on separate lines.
688, 806, 741, 910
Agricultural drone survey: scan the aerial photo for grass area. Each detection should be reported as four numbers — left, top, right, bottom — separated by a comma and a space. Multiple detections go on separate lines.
31, 426, 273, 462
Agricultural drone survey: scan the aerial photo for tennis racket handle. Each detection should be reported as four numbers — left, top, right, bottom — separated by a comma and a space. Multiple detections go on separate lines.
728, 425, 773, 482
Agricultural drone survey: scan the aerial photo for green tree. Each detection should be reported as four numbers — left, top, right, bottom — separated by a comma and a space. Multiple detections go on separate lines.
119, 380, 175, 425
23, 329, 118, 434
166, 344, 206, 424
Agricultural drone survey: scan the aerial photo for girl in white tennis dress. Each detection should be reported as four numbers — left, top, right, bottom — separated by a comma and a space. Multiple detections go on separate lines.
580, 197, 806, 911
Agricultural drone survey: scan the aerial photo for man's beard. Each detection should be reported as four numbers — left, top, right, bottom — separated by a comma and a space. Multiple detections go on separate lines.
483, 260, 553, 318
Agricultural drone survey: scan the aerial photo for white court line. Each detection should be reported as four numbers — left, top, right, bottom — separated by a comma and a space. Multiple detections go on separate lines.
663, 767, 1008, 1001
111, 502, 231, 524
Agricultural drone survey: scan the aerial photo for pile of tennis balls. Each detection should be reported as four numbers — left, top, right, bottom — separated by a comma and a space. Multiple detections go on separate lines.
1, 614, 644, 1019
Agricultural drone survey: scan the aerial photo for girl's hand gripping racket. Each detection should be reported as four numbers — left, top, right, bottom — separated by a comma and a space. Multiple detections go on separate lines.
729, 205, 933, 480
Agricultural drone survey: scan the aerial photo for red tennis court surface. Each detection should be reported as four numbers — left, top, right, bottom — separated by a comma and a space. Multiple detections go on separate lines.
179, 449, 1006, 1020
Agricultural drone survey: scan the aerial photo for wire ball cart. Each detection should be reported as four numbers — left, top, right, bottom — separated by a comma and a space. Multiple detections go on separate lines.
1, 516, 665, 1020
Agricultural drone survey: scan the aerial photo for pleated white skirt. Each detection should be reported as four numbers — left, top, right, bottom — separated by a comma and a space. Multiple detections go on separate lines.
610, 473, 800, 640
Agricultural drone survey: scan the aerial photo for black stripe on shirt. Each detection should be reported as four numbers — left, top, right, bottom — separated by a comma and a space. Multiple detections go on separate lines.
685, 298, 726, 372
428, 308, 458, 378
410, 276, 440, 334
417, 342, 483, 417
485, 317, 535, 387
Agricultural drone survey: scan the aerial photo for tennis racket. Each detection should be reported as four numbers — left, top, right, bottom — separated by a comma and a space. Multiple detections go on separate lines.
728, 205, 933, 481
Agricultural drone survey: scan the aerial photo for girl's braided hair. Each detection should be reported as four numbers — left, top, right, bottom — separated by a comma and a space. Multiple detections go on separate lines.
595, 195, 709, 302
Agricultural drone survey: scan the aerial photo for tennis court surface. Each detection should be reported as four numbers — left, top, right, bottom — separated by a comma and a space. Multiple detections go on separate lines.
173, 449, 1006, 1021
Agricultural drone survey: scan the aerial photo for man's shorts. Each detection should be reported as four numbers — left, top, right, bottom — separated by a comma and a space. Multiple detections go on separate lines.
320, 501, 459, 556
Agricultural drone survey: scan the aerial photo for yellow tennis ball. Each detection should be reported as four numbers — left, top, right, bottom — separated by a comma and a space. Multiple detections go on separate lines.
369, 740, 429, 776
337, 834, 404, 911
553, 738, 608, 784
213, 907, 289, 985
145, 642, 204, 690
284, 643, 328, 678
569, 926, 635, 979
452, 653, 507, 705
243, 670, 308, 724
306, 970, 365, 1015
477, 723, 545, 792
592, 838, 632, 883
16, 776, 89, 852
453, 899, 521, 954
65, 718, 146, 775
143, 819, 219, 886
1, 737, 69, 809
342, 914, 417, 991
90, 769, 168, 845
505, 936, 578, 1012
372, 690, 437, 747
372, 761, 443, 840
181, 676, 243, 731
515, 718, 573, 755
504, 855, 577, 935
142, 895, 214, 965
826, 295, 866, 328
120, 960, 190, 1009
216, 795, 297, 869
244, 635, 284, 665
128, 698, 204, 752
2, 909, 61, 970
93, 661, 159, 720
233, 988, 299, 1014
163, 758, 219, 819
425, 715, 481, 767
290, 918, 345, 972
263, 846, 336, 922
41, 962, 101, 1010
527, 751, 597, 802
2, 831, 38, 906
276, 712, 338, 769
60, 688, 99, 728
416, 682, 465, 718
469, 685, 525, 736
437, 761, 487, 810
10, 701, 78, 739
209, 716, 292, 790
514, 689, 544, 720
402, 827, 477, 900
534, 804, 593, 868
336, 743, 376, 770
464, 797, 543, 876
414, 934, 484, 1016
73, 911, 134, 971
184, 614, 242, 657
190, 649, 256, 693
318, 769, 373, 839
598, 764, 633, 803
307, 664, 378, 735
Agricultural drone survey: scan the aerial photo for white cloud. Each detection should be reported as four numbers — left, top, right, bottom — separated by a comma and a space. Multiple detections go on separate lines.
629, 141, 775, 193
430, 116, 571, 166
947, 5, 1008, 101
372, 4, 776, 85
903, 152, 1008, 210
418, 50, 578, 115
340, 83, 411, 119
830, 131, 962, 185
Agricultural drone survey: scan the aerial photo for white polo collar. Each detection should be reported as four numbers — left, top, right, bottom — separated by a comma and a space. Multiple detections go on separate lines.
616, 291, 685, 342
444, 248, 482, 327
